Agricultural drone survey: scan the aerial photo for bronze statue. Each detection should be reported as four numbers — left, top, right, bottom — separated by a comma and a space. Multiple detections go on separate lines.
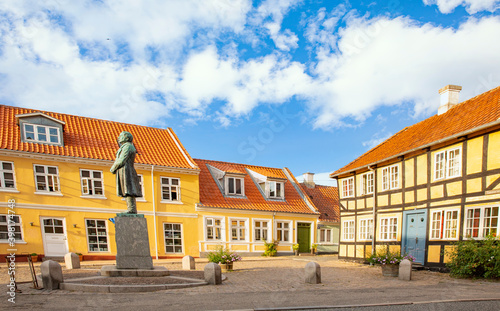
110, 131, 142, 214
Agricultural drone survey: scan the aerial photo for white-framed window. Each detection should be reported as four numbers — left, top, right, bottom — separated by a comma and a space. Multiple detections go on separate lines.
0, 161, 16, 189
23, 123, 60, 144
343, 220, 354, 241
0, 214, 23, 242
164, 223, 183, 253
276, 221, 291, 242
430, 209, 459, 240
342, 177, 354, 198
85, 219, 109, 252
361, 172, 374, 195
34, 164, 60, 192
230, 219, 247, 241
161, 177, 180, 201
80, 169, 104, 196
434, 147, 461, 180
319, 228, 332, 243
205, 217, 223, 241
226, 176, 244, 196
136, 174, 144, 199
382, 165, 399, 191
379, 217, 398, 241
358, 218, 374, 241
465, 206, 499, 239
268, 180, 284, 199
254, 220, 269, 242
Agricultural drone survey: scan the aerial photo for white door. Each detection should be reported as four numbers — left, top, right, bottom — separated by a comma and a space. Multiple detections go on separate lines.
41, 217, 68, 256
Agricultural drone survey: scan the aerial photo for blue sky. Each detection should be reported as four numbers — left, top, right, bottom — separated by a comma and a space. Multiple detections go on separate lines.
1, 0, 500, 186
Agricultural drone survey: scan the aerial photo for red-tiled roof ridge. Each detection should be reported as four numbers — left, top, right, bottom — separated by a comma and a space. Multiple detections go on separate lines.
331, 85, 500, 177
194, 158, 287, 178
299, 183, 340, 222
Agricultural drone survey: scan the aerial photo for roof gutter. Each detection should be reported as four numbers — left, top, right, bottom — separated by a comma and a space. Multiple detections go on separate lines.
331, 118, 500, 178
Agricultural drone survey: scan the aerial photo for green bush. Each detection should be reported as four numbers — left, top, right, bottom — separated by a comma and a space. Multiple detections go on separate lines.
445, 234, 500, 279
207, 246, 242, 264
262, 240, 278, 257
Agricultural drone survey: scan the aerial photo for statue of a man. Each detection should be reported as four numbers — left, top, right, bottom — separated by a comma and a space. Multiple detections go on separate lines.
110, 131, 142, 214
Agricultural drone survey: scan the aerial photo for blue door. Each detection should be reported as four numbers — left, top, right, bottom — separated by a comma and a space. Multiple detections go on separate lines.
403, 212, 427, 264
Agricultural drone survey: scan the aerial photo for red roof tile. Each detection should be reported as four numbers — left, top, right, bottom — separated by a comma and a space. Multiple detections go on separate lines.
332, 85, 500, 177
0, 105, 198, 170
195, 159, 319, 215
299, 184, 340, 222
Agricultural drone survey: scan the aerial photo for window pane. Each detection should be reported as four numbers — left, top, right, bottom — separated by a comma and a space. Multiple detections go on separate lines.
49, 128, 58, 135
228, 178, 235, 194
171, 179, 179, 185
48, 167, 57, 174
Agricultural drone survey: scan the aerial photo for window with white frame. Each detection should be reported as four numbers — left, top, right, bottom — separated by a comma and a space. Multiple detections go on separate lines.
379, 217, 398, 240
276, 221, 290, 242
343, 220, 354, 241
361, 172, 374, 195
136, 174, 144, 199
164, 223, 183, 253
382, 165, 399, 191
430, 209, 459, 240
80, 169, 104, 196
434, 148, 461, 180
358, 218, 373, 240
254, 220, 269, 242
23, 123, 60, 144
85, 219, 109, 252
319, 228, 332, 243
0, 161, 16, 189
226, 177, 244, 196
230, 219, 246, 241
268, 180, 284, 199
342, 177, 354, 198
0, 214, 23, 242
465, 206, 499, 239
34, 165, 60, 192
161, 177, 180, 201
205, 217, 223, 240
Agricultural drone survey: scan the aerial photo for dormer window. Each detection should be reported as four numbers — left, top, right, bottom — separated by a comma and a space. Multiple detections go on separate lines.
16, 112, 65, 146
226, 176, 244, 196
24, 123, 60, 144
206, 164, 246, 197
258, 180, 284, 199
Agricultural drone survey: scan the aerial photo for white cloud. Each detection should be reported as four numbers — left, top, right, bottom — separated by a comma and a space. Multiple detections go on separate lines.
423, 0, 500, 14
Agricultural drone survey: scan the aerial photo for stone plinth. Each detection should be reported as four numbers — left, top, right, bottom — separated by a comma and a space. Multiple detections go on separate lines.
305, 261, 321, 284
64, 252, 80, 269
204, 263, 222, 285
115, 214, 153, 269
100, 265, 169, 277
399, 259, 412, 281
41, 260, 64, 290
182, 256, 195, 270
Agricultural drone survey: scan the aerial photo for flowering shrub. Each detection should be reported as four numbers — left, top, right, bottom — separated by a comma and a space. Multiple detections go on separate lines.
207, 246, 242, 264
367, 250, 415, 266
262, 240, 278, 257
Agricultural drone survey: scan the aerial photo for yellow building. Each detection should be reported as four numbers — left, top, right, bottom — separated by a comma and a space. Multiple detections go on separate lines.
195, 159, 320, 255
331, 85, 500, 267
0, 105, 201, 261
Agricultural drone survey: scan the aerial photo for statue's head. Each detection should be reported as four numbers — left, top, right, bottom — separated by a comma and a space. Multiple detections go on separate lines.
118, 131, 133, 145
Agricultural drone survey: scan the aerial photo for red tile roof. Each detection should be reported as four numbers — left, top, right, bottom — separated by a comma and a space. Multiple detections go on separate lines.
332, 85, 500, 177
0, 105, 198, 170
195, 159, 319, 215
299, 184, 340, 222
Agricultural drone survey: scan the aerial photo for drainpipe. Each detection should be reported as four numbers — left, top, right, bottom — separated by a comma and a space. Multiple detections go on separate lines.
368, 165, 376, 255
152, 165, 158, 260
272, 212, 276, 242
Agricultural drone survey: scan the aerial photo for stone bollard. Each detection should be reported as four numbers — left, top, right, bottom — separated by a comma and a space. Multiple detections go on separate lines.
182, 255, 195, 270
399, 259, 412, 281
204, 262, 222, 285
41, 260, 64, 290
64, 252, 80, 269
305, 261, 321, 284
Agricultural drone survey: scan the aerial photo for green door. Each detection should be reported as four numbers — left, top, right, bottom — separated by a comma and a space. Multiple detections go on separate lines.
297, 223, 311, 253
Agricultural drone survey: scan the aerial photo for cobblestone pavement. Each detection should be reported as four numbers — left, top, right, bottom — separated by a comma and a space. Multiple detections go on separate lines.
2, 255, 499, 310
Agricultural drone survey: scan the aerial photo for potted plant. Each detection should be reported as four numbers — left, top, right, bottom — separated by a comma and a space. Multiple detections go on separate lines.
367, 250, 415, 277
292, 243, 300, 256
310, 244, 318, 255
207, 246, 242, 272
262, 239, 279, 257
30, 253, 38, 262
76, 252, 83, 261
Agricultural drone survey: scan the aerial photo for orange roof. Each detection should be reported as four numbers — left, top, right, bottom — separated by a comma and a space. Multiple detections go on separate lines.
0, 105, 198, 170
332, 85, 500, 177
299, 184, 340, 222
195, 159, 319, 215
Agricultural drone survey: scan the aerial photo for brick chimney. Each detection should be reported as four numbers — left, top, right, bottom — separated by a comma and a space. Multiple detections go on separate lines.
303, 172, 315, 188
438, 85, 462, 115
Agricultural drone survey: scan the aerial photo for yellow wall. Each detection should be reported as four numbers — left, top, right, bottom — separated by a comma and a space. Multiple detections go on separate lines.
467, 137, 483, 174
488, 131, 500, 170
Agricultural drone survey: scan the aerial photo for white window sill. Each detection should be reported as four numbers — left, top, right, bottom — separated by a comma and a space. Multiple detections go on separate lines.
0, 188, 20, 193
161, 200, 183, 205
202, 240, 224, 243
81, 195, 107, 200
87, 251, 111, 254
34, 191, 63, 196
1, 240, 27, 244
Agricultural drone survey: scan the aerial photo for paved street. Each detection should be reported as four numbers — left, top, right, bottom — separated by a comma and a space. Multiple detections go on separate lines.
2, 256, 499, 310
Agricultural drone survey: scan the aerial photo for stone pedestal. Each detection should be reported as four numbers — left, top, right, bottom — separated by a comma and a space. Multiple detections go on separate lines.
305, 261, 321, 284
41, 260, 64, 290
115, 214, 153, 269
64, 252, 80, 269
204, 263, 222, 285
182, 255, 195, 270
399, 259, 412, 281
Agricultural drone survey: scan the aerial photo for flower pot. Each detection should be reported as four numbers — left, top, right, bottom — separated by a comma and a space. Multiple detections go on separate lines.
381, 264, 399, 277
30, 255, 38, 262
294, 250, 299, 256
220, 262, 233, 272
78, 255, 83, 262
